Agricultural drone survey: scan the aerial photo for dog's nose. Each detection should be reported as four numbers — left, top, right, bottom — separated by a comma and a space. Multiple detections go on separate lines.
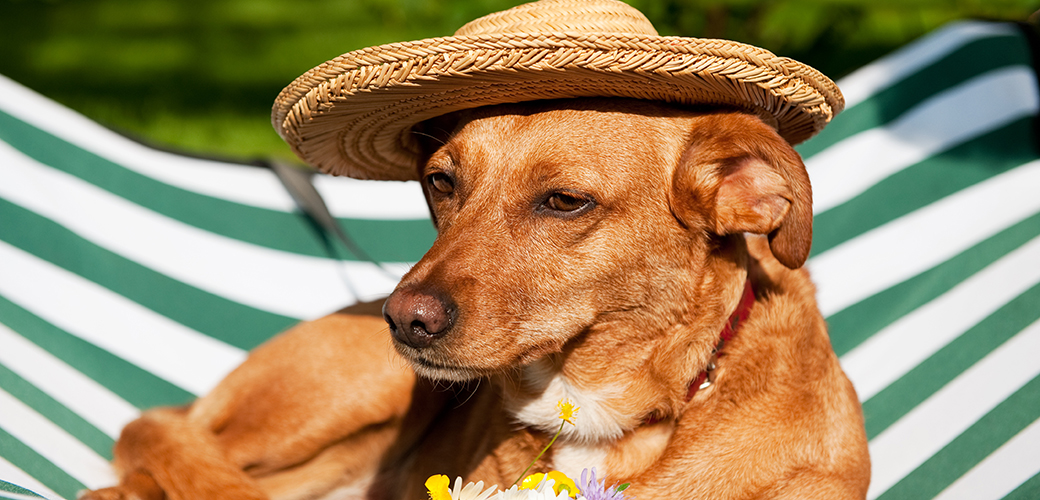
382, 287, 455, 349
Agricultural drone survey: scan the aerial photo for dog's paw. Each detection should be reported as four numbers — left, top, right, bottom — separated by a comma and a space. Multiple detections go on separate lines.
77, 486, 164, 500
77, 471, 164, 500
77, 487, 131, 500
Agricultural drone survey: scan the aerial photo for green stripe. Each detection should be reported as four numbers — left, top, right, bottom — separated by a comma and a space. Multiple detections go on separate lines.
328, 217, 434, 264
863, 282, 1040, 439
0, 109, 434, 263
0, 197, 295, 349
0, 364, 113, 459
827, 209, 1040, 356
0, 480, 44, 498
877, 374, 1040, 500
797, 33, 1030, 158
812, 117, 1038, 256
1003, 471, 1040, 500
0, 428, 81, 500
0, 295, 194, 409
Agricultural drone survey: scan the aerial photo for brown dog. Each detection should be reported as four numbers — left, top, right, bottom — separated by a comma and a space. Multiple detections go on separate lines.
84, 99, 870, 500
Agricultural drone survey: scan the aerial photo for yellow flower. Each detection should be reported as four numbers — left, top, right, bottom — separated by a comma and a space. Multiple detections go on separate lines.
521, 471, 579, 498
547, 471, 579, 497
557, 399, 579, 426
521, 473, 546, 490
511, 400, 580, 489
426, 474, 451, 500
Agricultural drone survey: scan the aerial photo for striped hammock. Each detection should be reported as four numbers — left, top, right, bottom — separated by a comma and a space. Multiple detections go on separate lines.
1, 20, 1038, 500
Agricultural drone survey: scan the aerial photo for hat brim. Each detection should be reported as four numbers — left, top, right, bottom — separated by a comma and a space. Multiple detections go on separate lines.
272, 32, 843, 181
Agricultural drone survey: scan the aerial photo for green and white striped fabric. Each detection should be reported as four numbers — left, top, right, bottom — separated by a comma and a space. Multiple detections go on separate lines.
802, 21, 1040, 500
0, 67, 434, 499
1, 19, 1038, 500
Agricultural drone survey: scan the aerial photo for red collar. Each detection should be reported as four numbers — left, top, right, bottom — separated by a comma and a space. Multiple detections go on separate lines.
641, 279, 755, 426
685, 279, 755, 402
642, 279, 755, 425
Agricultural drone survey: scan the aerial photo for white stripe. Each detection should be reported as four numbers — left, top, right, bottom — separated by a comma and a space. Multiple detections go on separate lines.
0, 139, 404, 319
809, 159, 1040, 317
0, 74, 430, 220
933, 417, 1040, 500
0, 456, 63, 500
0, 239, 245, 396
866, 318, 1040, 499
841, 233, 1040, 402
0, 324, 139, 439
808, 66, 1039, 214
838, 21, 1018, 109
313, 175, 428, 220
0, 388, 118, 491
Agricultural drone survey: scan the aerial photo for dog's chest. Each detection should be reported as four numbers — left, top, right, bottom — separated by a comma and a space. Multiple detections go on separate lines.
550, 440, 610, 480
499, 359, 632, 479
506, 359, 629, 441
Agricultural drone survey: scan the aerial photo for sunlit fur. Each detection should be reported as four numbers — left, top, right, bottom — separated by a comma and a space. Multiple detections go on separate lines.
84, 99, 869, 500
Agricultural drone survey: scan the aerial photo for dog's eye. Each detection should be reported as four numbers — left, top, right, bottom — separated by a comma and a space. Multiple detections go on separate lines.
425, 172, 454, 195
543, 192, 593, 214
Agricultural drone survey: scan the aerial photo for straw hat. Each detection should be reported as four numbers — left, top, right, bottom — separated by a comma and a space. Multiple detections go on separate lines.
272, 0, 843, 180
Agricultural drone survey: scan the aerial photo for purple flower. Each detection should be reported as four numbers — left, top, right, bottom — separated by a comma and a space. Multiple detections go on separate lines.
577, 468, 632, 500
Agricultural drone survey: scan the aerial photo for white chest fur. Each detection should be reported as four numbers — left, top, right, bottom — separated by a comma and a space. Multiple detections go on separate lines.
506, 358, 629, 443
503, 358, 630, 479
504, 358, 681, 480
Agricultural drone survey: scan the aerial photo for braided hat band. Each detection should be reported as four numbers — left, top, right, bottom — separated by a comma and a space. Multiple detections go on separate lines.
273, 0, 843, 180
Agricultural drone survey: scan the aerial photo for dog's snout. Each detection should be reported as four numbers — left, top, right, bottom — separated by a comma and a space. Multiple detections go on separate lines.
383, 287, 455, 349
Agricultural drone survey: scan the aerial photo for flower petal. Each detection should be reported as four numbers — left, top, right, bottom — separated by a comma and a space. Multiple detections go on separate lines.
546, 471, 579, 497
556, 399, 580, 425
426, 474, 452, 500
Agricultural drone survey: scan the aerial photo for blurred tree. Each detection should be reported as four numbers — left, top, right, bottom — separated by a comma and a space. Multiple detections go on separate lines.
632, 0, 1038, 77
0, 0, 1035, 161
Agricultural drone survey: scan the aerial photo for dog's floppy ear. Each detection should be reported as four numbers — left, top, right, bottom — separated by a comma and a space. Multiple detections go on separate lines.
670, 112, 813, 269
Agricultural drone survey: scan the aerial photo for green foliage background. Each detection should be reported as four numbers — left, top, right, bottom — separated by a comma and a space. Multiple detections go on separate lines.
1, 0, 1036, 163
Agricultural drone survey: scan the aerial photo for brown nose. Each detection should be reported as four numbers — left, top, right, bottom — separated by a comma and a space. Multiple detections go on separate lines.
382, 287, 455, 349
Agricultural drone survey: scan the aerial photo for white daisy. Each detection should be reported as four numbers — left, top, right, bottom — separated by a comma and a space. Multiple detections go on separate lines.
491, 478, 571, 500
450, 476, 499, 500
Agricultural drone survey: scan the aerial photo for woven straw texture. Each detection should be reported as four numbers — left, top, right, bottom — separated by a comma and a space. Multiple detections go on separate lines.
272, 0, 844, 180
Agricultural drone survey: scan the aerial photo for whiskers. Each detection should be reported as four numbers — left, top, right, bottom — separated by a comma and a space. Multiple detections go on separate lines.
453, 377, 482, 408
410, 129, 448, 147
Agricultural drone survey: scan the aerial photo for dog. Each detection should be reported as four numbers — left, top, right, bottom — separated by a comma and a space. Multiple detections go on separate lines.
83, 98, 870, 500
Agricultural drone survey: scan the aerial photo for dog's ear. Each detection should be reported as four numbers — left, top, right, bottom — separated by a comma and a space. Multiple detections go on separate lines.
670, 112, 812, 269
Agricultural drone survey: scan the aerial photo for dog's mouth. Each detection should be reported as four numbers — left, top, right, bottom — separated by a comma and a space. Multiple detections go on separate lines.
406, 353, 488, 382
402, 337, 570, 383
390, 319, 577, 382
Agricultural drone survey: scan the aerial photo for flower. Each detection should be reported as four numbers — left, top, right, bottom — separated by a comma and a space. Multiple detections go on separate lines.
522, 472, 578, 498
493, 477, 572, 500
427, 475, 452, 500
514, 400, 580, 487
431, 401, 629, 500
521, 473, 545, 490
428, 476, 499, 500
557, 399, 579, 426
575, 468, 632, 500
451, 476, 499, 500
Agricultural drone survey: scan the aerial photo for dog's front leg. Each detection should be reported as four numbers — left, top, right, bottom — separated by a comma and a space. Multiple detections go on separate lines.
757, 469, 871, 500
82, 307, 423, 500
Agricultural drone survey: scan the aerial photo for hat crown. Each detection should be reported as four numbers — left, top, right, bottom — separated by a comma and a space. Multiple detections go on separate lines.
454, 0, 659, 37
274, 0, 842, 180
